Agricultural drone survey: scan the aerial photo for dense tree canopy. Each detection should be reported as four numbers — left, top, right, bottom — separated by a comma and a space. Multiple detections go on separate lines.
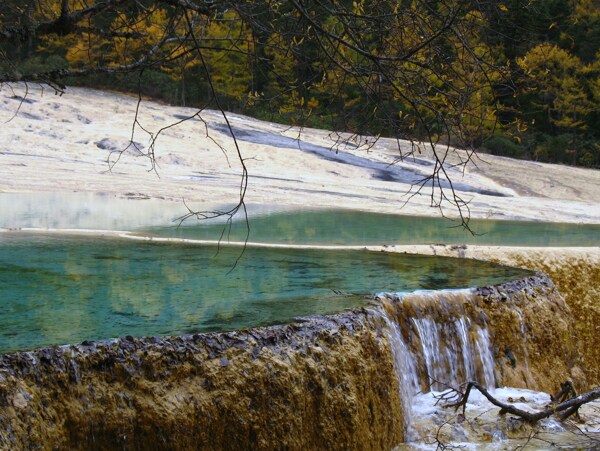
1, 1, 598, 218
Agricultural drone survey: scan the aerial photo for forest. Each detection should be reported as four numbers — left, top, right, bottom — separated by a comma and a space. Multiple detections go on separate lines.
1, 0, 599, 168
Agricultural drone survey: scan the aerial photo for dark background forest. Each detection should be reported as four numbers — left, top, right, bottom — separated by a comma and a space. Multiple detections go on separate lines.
2, 0, 599, 168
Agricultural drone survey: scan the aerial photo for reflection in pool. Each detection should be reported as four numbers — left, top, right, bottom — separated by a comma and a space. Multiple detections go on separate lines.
3, 192, 598, 247
146, 209, 600, 247
0, 233, 531, 353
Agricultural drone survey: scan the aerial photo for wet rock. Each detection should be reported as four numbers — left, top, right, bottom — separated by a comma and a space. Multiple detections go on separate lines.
504, 348, 517, 369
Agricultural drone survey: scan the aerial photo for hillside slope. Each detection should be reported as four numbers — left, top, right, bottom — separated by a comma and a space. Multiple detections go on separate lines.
1, 85, 599, 224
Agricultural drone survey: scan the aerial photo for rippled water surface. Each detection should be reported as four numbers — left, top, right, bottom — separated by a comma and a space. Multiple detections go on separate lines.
0, 233, 531, 353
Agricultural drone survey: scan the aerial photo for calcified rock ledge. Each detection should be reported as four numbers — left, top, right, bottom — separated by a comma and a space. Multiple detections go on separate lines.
0, 274, 581, 450
1, 85, 599, 224
378, 273, 578, 395
0, 308, 404, 450
473, 275, 578, 391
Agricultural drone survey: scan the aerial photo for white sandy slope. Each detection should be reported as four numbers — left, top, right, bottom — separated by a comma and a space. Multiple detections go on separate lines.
1, 84, 599, 224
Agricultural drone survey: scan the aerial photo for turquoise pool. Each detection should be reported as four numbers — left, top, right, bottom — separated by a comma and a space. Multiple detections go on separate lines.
0, 233, 531, 353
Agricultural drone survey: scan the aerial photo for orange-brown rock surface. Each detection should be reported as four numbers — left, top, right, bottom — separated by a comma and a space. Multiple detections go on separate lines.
0, 313, 403, 450
474, 276, 578, 392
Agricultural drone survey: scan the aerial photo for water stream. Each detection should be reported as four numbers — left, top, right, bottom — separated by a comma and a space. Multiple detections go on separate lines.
376, 290, 497, 440
380, 290, 497, 392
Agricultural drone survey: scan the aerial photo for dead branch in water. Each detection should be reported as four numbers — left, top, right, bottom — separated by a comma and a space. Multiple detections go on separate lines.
443, 381, 600, 423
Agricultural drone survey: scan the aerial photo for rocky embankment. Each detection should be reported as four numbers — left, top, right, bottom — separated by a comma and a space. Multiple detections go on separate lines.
0, 274, 585, 450
493, 249, 600, 389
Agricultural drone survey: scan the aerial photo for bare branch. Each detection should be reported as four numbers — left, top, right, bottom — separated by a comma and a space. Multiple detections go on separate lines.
445, 381, 600, 424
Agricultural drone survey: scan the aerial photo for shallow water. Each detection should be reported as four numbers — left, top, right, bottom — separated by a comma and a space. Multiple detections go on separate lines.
3, 192, 599, 246
0, 191, 189, 230
147, 208, 600, 247
0, 233, 530, 353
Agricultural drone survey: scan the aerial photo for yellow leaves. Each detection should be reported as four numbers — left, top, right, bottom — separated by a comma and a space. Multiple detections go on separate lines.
278, 91, 303, 114
498, 4, 508, 12
307, 97, 320, 109
43, 0, 64, 17
517, 44, 581, 81
246, 91, 264, 108
144, 8, 169, 36
269, 1, 283, 13
519, 44, 594, 131
65, 34, 99, 66
352, 0, 365, 15
573, 0, 600, 21
65, 41, 87, 66
198, 11, 254, 101
344, 96, 362, 109
59, 6, 179, 70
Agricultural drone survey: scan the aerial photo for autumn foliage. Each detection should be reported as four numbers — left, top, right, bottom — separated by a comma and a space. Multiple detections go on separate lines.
1, 0, 598, 167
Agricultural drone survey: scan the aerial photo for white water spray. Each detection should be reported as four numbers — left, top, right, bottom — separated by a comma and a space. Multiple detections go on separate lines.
377, 289, 497, 440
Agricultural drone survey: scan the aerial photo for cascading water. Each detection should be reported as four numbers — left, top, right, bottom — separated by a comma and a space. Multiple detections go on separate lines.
474, 328, 496, 389
378, 288, 497, 392
379, 311, 421, 440
377, 289, 498, 441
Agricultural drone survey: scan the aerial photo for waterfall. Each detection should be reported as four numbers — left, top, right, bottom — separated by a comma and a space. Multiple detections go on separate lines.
377, 289, 497, 439
379, 311, 420, 440
474, 328, 496, 389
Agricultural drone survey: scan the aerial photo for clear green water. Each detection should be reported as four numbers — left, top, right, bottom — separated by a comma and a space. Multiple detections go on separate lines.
145, 209, 600, 246
0, 233, 531, 353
